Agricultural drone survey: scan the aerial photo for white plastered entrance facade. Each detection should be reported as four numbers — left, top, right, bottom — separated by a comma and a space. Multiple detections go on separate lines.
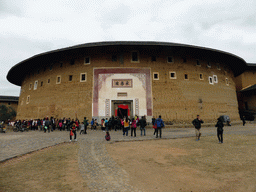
98, 73, 147, 119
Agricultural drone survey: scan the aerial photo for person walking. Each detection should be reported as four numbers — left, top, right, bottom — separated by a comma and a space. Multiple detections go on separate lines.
80, 122, 85, 135
215, 117, 224, 143
242, 116, 246, 126
155, 115, 164, 138
70, 123, 77, 141
192, 115, 204, 141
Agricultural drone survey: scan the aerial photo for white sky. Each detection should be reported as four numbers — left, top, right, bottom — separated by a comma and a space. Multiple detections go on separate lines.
1, 0, 256, 96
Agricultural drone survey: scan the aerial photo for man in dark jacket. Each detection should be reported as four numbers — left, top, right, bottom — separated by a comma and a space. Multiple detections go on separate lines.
155, 115, 164, 138
139, 116, 147, 136
83, 117, 88, 134
192, 115, 204, 141
215, 117, 224, 143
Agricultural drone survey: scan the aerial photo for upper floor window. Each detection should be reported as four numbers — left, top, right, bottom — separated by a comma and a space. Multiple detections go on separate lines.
184, 74, 188, 80
207, 62, 211, 68
213, 75, 218, 83
56, 76, 61, 84
153, 72, 159, 80
70, 59, 75, 65
34, 80, 38, 90
69, 75, 73, 81
226, 78, 229, 86
217, 63, 221, 70
196, 60, 201, 66
41, 81, 43, 87
169, 72, 176, 79
29, 83, 32, 90
48, 79, 50, 84
80, 73, 87, 82
112, 55, 117, 62
199, 73, 203, 80
26, 95, 30, 104
209, 76, 213, 85
167, 56, 174, 63
151, 56, 156, 62
131, 51, 139, 62
84, 57, 90, 65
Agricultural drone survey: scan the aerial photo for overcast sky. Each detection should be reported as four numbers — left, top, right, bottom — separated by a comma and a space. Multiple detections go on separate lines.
1, 0, 256, 96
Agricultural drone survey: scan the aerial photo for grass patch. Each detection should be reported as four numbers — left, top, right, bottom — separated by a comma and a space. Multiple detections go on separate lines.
0, 142, 90, 192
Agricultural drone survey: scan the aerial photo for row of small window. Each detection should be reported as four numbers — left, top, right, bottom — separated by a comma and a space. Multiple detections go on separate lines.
29, 73, 87, 90
29, 53, 225, 76
153, 72, 229, 85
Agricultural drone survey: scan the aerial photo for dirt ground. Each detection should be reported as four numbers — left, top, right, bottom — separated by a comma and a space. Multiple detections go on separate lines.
107, 135, 256, 192
0, 142, 90, 192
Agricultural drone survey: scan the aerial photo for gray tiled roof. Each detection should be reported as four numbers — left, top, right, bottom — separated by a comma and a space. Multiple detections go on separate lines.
0, 96, 19, 102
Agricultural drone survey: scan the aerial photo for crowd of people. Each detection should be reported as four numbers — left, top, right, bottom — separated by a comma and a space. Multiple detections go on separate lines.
12, 114, 234, 143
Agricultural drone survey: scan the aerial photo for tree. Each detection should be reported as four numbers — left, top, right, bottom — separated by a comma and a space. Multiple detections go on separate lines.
0, 105, 17, 122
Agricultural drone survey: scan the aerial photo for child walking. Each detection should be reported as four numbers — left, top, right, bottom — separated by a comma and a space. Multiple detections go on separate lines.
70, 123, 77, 141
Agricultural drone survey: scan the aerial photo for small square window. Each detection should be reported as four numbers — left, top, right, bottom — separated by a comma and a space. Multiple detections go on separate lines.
29, 83, 32, 90
199, 74, 203, 80
80, 73, 87, 82
131, 51, 139, 62
207, 62, 211, 68
48, 79, 50, 84
151, 56, 156, 62
169, 72, 176, 79
209, 76, 213, 85
112, 55, 117, 62
69, 75, 73, 81
167, 56, 173, 63
85, 57, 90, 64
56, 76, 61, 84
70, 59, 75, 65
41, 81, 43, 87
153, 72, 159, 80
184, 74, 188, 80
213, 75, 218, 83
196, 60, 201, 66
34, 80, 38, 90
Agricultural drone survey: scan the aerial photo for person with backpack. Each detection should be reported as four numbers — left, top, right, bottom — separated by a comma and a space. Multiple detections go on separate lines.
215, 117, 224, 143
192, 115, 204, 141
155, 115, 164, 138
123, 116, 130, 136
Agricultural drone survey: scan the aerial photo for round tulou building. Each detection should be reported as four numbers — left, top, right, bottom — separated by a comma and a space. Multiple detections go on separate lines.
7, 41, 247, 123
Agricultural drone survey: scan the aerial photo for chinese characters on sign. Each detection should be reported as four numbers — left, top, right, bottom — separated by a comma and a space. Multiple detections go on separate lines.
112, 79, 133, 88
